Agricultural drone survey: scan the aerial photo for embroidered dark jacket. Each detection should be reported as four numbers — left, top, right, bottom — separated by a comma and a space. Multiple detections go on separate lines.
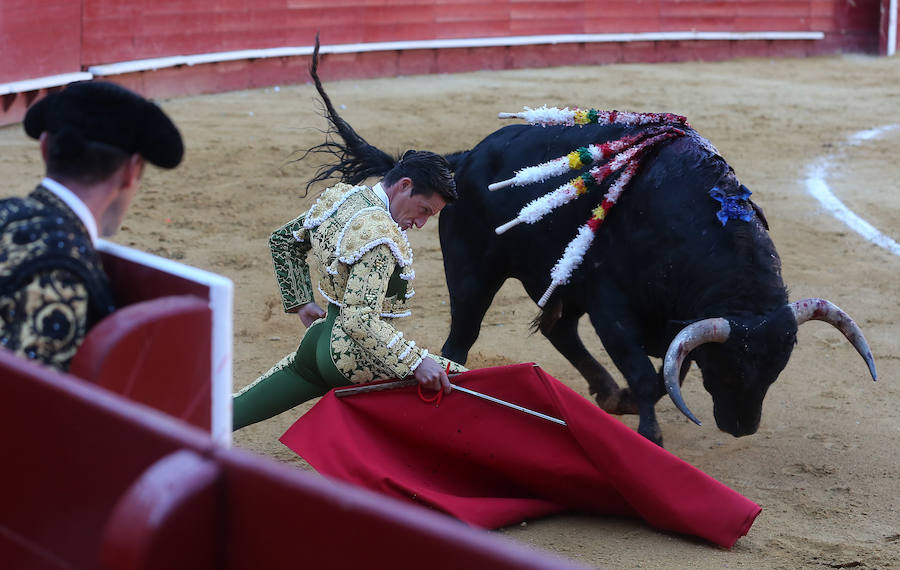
0, 186, 116, 370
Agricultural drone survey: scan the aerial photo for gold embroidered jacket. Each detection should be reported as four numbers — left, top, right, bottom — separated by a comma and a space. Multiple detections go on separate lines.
0, 186, 115, 370
270, 183, 462, 383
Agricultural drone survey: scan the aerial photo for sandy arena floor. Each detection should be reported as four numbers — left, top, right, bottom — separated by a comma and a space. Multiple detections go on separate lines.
2, 53, 898, 568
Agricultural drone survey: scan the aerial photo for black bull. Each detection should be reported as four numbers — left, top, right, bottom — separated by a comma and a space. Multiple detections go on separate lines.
305, 57, 877, 446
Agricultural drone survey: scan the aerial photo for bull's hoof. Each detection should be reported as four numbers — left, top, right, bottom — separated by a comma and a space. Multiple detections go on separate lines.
594, 388, 640, 415
638, 424, 664, 447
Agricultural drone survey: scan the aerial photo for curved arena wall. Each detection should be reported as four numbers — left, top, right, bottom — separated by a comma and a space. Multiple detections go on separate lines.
1, 0, 896, 126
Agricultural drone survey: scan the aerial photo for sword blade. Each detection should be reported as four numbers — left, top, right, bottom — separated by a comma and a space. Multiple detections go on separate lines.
450, 384, 567, 426
334, 377, 567, 427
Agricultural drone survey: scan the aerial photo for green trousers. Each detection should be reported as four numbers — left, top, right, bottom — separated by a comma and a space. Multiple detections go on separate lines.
233, 304, 350, 430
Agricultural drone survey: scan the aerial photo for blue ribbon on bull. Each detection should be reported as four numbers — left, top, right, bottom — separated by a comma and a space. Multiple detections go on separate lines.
708, 184, 754, 226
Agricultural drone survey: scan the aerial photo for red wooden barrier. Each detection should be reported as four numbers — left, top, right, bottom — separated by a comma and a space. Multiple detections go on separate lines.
69, 295, 213, 431
99, 450, 220, 570
219, 443, 588, 570
84, 241, 234, 444
0, 351, 215, 570
99, 247, 210, 304
0, 350, 589, 570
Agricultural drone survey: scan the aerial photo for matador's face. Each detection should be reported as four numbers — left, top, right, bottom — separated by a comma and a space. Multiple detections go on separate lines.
389, 182, 447, 231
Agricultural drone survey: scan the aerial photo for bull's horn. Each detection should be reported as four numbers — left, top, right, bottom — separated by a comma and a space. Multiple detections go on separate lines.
663, 318, 731, 426
789, 298, 877, 381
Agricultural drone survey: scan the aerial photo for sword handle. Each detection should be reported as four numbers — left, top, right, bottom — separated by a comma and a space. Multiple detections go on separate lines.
334, 372, 462, 398
334, 378, 417, 398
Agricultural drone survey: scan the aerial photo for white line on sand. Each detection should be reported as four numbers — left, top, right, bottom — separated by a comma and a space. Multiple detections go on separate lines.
803, 125, 900, 257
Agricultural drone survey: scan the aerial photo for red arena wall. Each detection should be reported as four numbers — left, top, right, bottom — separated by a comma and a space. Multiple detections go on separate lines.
1, 0, 897, 126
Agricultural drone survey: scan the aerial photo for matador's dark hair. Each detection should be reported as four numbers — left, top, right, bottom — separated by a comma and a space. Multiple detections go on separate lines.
382, 150, 457, 203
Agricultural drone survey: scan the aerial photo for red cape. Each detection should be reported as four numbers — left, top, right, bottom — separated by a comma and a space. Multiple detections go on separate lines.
280, 363, 760, 548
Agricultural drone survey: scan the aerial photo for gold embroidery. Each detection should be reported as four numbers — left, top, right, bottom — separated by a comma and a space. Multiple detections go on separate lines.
269, 183, 467, 383
0, 270, 89, 370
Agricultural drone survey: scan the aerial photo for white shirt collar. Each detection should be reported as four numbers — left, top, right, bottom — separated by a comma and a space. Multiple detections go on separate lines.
372, 182, 391, 213
41, 177, 99, 245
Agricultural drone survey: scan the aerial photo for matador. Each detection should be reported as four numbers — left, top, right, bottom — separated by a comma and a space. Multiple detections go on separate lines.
233, 151, 466, 430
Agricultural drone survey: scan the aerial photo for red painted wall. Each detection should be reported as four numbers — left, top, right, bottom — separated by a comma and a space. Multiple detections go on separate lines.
73, 0, 883, 65
0, 0, 893, 125
0, 0, 81, 83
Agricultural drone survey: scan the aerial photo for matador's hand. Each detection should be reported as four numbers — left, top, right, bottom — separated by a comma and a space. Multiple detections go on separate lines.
413, 356, 451, 395
297, 302, 326, 327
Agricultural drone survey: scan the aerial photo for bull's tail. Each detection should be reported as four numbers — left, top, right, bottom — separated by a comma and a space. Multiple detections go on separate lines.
302, 35, 398, 192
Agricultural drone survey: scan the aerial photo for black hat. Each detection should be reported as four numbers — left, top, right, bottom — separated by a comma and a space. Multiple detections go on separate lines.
24, 81, 184, 169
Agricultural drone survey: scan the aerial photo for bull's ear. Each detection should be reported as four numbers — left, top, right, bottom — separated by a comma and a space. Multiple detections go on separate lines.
750, 200, 769, 230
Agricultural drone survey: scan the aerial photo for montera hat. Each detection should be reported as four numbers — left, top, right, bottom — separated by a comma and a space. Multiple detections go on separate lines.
24, 81, 183, 169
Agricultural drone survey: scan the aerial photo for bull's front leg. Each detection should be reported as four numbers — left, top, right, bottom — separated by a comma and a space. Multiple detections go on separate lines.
440, 260, 507, 365
438, 209, 511, 365
608, 346, 664, 445
586, 296, 665, 445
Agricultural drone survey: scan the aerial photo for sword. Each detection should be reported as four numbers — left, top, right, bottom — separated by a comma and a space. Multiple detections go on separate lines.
334, 377, 567, 427
449, 383, 567, 426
